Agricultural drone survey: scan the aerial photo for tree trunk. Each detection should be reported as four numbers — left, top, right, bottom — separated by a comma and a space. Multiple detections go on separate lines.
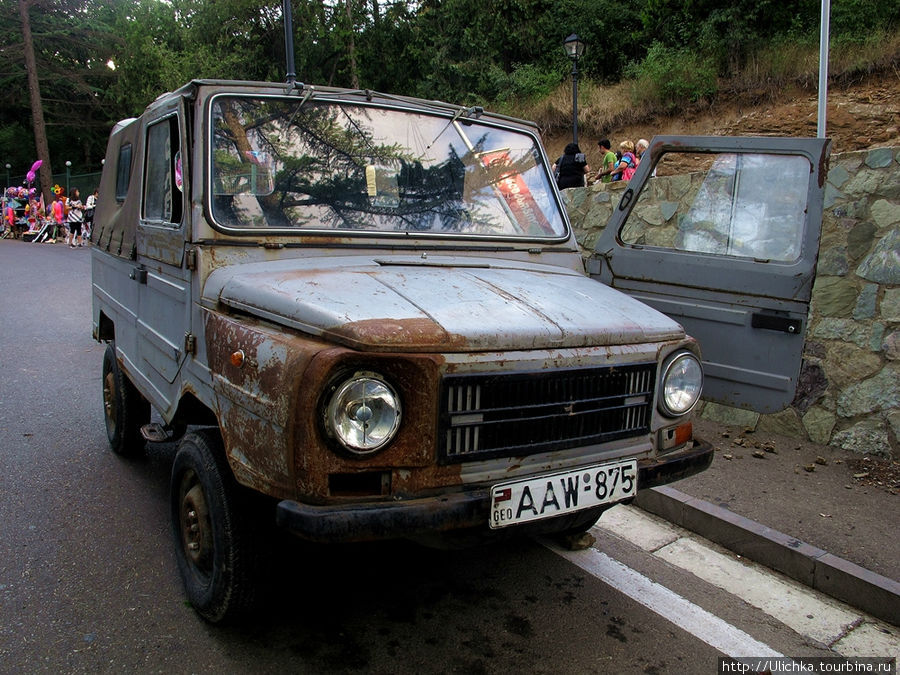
18, 0, 53, 205
346, 0, 359, 89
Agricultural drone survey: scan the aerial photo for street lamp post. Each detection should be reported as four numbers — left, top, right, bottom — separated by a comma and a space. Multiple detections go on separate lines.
65, 161, 72, 196
3, 164, 9, 222
563, 33, 584, 143
563, 34, 585, 145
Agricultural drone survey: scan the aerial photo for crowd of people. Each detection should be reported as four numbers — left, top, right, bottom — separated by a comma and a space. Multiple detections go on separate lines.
552, 137, 650, 190
2, 186, 97, 247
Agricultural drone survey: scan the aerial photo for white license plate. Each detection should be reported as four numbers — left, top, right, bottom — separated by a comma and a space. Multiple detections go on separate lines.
489, 459, 637, 529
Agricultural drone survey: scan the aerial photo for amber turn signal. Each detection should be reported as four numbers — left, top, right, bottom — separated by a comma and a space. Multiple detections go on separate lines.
658, 421, 693, 453
230, 349, 245, 367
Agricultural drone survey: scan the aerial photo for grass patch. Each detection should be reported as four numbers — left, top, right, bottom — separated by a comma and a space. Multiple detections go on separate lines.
505, 28, 900, 140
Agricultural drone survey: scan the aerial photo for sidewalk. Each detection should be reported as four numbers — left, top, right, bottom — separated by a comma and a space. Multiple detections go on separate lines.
636, 417, 899, 624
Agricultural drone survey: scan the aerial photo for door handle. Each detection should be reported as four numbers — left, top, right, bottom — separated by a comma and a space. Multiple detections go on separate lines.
751, 313, 801, 334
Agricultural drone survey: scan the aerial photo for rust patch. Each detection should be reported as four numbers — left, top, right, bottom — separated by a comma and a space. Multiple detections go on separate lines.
326, 317, 469, 353
291, 347, 465, 500
204, 310, 466, 504
205, 310, 324, 499
817, 140, 832, 188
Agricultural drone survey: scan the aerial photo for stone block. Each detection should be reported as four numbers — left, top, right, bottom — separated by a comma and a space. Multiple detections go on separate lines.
853, 283, 878, 319
701, 401, 760, 428
827, 164, 851, 188
884, 331, 900, 360
825, 342, 882, 387
757, 408, 806, 438
812, 276, 858, 317
802, 407, 837, 445
816, 246, 849, 275
837, 366, 900, 417
870, 198, 900, 230
846, 221, 877, 260
857, 227, 900, 284
865, 147, 895, 170
882, 288, 900, 322
831, 418, 891, 457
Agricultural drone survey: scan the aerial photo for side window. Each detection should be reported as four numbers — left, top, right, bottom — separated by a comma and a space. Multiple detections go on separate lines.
143, 117, 183, 225
621, 153, 810, 263
115, 143, 132, 202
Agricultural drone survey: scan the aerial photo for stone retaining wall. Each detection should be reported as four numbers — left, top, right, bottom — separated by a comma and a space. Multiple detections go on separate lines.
563, 147, 899, 458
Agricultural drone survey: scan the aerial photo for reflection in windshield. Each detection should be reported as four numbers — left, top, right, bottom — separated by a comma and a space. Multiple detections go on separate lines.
209, 96, 565, 238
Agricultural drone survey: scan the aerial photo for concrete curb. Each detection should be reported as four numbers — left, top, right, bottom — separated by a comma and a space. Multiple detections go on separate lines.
634, 485, 900, 626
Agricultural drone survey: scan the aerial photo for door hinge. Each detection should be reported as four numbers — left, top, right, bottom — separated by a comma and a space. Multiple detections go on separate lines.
185, 248, 197, 270
129, 265, 147, 284
184, 332, 197, 355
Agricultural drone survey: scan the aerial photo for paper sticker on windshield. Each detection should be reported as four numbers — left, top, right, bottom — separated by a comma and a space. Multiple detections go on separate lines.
478, 149, 555, 235
365, 165, 400, 208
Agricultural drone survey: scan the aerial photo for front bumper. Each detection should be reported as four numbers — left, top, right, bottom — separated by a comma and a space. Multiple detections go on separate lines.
276, 438, 713, 543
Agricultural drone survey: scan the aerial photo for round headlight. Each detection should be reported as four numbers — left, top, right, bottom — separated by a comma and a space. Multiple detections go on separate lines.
659, 352, 703, 417
326, 374, 401, 455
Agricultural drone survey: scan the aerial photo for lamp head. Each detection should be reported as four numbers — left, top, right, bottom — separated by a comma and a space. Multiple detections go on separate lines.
563, 34, 585, 60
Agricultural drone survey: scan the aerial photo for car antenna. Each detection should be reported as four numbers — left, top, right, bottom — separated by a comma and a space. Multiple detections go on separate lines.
283, 0, 301, 91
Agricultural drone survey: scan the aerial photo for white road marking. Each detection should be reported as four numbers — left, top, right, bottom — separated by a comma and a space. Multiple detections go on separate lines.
592, 504, 900, 659
655, 537, 859, 645
547, 543, 783, 658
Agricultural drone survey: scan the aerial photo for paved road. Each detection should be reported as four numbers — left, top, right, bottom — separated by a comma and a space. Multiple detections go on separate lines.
0, 240, 894, 673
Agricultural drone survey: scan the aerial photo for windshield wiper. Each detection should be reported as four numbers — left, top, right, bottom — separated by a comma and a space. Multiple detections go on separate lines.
426, 106, 484, 150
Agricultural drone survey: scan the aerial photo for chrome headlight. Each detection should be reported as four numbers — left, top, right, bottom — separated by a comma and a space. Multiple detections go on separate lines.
659, 351, 702, 417
325, 373, 401, 455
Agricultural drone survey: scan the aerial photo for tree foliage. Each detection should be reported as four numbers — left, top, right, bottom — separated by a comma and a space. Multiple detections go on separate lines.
0, 0, 895, 179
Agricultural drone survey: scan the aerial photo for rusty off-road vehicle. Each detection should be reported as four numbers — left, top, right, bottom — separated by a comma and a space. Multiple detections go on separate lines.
91, 78, 829, 621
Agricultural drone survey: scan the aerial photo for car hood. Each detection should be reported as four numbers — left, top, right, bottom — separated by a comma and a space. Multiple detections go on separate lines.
203, 255, 684, 352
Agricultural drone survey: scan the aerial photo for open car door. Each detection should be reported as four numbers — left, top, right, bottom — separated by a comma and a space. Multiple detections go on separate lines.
589, 136, 831, 413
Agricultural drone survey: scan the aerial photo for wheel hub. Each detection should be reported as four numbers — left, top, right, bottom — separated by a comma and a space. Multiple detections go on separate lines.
180, 482, 213, 571
103, 372, 117, 431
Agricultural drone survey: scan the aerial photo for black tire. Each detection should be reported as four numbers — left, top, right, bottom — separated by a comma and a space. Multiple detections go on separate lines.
550, 505, 609, 537
170, 430, 259, 623
102, 342, 150, 456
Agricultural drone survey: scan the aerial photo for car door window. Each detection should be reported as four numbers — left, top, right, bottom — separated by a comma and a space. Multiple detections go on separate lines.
143, 117, 183, 226
115, 143, 132, 202
621, 152, 810, 263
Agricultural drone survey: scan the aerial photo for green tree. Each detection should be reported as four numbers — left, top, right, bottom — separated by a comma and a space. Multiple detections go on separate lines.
0, 0, 125, 192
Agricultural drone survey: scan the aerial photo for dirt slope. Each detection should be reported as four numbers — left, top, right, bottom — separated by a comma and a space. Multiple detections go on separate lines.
547, 73, 900, 160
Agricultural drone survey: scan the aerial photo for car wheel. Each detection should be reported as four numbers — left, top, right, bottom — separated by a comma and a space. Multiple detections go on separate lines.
102, 342, 150, 456
549, 505, 609, 537
170, 429, 259, 623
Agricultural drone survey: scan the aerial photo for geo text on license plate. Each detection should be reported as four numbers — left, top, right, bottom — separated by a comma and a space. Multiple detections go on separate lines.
489, 459, 638, 529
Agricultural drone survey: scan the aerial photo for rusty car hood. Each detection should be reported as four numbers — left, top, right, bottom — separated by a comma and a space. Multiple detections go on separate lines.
203, 255, 685, 352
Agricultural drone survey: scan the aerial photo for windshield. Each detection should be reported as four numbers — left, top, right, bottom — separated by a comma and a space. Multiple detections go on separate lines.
208, 95, 566, 239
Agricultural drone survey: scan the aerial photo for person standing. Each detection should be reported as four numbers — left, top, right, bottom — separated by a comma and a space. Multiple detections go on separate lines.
553, 143, 591, 189
66, 188, 84, 248
593, 139, 619, 183
49, 194, 65, 243
83, 189, 97, 241
609, 141, 638, 182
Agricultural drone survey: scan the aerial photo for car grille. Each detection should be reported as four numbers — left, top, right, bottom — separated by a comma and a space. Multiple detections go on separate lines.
439, 363, 656, 464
